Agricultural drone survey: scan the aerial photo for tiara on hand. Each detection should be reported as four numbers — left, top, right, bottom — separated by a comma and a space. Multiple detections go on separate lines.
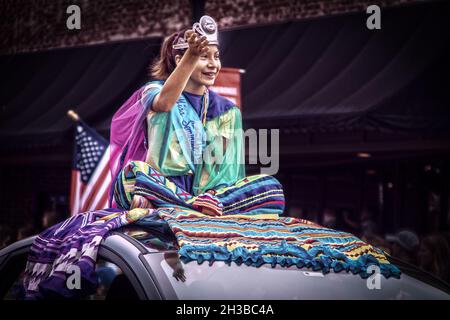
172, 15, 219, 50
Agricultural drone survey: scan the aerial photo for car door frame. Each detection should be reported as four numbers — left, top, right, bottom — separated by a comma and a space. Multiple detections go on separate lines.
0, 234, 162, 300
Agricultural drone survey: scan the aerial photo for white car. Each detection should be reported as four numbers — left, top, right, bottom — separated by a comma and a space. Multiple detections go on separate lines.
1, 226, 449, 300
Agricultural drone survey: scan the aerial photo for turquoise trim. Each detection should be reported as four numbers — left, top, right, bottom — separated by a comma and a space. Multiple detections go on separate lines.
178, 240, 401, 279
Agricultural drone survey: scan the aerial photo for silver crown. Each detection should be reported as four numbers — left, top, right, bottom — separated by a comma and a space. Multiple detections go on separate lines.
172, 15, 219, 50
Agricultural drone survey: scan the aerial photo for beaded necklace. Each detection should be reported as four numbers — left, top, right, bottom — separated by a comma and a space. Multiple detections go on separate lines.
201, 88, 209, 126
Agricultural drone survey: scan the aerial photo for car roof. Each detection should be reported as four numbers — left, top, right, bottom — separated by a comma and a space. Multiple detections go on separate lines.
118, 226, 450, 299
2, 230, 449, 300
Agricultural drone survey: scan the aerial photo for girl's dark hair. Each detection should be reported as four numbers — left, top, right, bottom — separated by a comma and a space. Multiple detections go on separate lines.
150, 28, 189, 80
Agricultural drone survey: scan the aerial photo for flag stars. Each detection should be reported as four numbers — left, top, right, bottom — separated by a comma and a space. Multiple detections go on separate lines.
74, 125, 107, 183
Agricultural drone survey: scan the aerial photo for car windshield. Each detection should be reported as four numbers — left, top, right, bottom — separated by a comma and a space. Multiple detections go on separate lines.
145, 252, 450, 300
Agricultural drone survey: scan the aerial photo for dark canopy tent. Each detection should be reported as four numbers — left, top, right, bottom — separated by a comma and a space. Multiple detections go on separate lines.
218, 0, 450, 133
1, 0, 449, 155
0, 38, 162, 152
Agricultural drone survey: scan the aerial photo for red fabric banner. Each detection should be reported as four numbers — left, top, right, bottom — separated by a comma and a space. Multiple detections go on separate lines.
210, 67, 244, 109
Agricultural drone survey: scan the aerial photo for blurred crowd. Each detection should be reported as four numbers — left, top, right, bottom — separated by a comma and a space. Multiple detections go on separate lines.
0, 208, 61, 250
1, 0, 191, 55
289, 207, 450, 285
207, 0, 418, 29
2, 0, 422, 55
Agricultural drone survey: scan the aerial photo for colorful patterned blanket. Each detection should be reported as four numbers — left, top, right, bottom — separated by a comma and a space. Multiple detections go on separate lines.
23, 208, 146, 299
158, 207, 401, 277
24, 206, 400, 299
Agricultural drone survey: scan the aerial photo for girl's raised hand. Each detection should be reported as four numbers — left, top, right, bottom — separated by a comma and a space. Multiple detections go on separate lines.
184, 29, 209, 56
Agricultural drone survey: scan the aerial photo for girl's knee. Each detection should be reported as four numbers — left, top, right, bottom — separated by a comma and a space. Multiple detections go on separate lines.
246, 174, 283, 187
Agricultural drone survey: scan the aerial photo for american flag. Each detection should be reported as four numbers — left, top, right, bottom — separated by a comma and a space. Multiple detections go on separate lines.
70, 121, 111, 215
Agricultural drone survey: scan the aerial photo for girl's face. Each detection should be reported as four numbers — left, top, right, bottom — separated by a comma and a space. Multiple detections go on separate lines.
189, 45, 221, 88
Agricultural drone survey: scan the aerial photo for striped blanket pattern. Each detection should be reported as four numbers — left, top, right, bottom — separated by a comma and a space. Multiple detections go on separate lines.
115, 161, 286, 217
23, 207, 149, 299
23, 160, 400, 298
157, 207, 401, 279
114, 160, 400, 279
23, 206, 400, 299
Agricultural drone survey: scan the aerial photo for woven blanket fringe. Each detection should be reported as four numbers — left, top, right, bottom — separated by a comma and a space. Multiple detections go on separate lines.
178, 240, 401, 279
